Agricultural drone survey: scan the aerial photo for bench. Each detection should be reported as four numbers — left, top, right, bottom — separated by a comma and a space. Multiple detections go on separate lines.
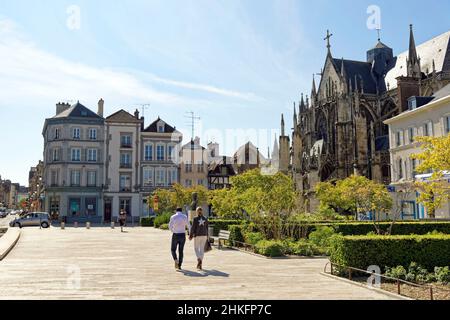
218, 230, 230, 249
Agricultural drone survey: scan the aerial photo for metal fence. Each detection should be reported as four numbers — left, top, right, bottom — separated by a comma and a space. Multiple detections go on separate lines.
324, 262, 450, 300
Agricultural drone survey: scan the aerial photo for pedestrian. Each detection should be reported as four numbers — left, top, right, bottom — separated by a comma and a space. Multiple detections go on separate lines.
189, 207, 209, 271
169, 207, 191, 271
118, 209, 127, 232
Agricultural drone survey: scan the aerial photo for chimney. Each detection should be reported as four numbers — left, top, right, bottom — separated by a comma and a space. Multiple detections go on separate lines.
223, 156, 227, 165
56, 102, 70, 115
97, 99, 104, 117
140, 116, 145, 131
134, 109, 140, 119
396, 76, 420, 112
194, 136, 200, 145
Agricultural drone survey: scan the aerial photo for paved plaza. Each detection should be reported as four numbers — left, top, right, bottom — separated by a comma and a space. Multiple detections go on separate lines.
0, 225, 396, 300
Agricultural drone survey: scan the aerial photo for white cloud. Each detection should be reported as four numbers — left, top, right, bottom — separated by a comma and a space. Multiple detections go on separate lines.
0, 17, 261, 110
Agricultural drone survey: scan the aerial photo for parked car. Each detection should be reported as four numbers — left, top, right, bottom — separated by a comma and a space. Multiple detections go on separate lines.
9, 212, 50, 228
0, 210, 8, 218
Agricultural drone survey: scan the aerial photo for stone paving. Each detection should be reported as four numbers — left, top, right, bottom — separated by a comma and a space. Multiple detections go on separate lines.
0, 226, 396, 300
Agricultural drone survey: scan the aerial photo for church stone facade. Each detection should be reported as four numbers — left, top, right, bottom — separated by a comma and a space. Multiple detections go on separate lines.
279, 25, 450, 212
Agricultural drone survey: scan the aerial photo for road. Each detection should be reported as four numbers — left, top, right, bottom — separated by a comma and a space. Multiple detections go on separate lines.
0, 226, 396, 300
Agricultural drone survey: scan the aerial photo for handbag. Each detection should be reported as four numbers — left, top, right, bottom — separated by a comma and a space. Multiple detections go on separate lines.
204, 239, 212, 253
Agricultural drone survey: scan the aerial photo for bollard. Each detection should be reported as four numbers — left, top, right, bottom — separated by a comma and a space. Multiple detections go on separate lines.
86, 222, 91, 229
74, 221, 78, 228
61, 222, 65, 230
111, 222, 115, 229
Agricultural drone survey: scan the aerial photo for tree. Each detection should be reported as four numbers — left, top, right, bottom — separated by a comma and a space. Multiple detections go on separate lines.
315, 175, 393, 234
150, 184, 211, 215
210, 169, 297, 239
412, 135, 450, 218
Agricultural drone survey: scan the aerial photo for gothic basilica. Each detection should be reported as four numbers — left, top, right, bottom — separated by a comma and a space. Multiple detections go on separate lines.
278, 25, 450, 212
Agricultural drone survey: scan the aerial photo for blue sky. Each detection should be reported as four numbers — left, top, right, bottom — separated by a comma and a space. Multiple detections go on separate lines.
1, 0, 449, 185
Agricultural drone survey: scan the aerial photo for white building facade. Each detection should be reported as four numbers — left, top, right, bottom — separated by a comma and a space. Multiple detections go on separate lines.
385, 85, 450, 219
104, 109, 144, 223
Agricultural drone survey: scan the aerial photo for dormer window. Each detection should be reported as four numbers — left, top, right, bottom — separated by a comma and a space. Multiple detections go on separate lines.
157, 120, 165, 133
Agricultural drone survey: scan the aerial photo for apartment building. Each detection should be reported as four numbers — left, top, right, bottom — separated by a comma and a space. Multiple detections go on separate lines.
385, 84, 450, 219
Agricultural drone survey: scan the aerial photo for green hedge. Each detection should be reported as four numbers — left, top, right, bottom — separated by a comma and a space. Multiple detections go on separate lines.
278, 221, 450, 238
329, 234, 450, 271
331, 221, 450, 236
140, 217, 155, 227
228, 225, 245, 245
209, 219, 242, 236
159, 223, 169, 230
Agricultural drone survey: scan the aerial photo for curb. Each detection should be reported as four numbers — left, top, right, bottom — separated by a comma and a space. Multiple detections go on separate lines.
0, 228, 21, 261
320, 272, 413, 300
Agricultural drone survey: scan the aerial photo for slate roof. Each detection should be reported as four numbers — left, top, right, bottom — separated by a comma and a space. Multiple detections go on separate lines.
105, 109, 141, 123
431, 83, 450, 101
182, 139, 206, 150
332, 58, 378, 94
142, 117, 178, 133
385, 30, 450, 89
53, 101, 103, 119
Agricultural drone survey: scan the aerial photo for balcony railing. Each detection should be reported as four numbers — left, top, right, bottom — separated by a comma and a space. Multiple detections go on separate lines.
120, 163, 132, 169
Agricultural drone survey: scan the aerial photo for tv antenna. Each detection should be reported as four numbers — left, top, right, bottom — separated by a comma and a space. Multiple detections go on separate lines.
134, 103, 150, 124
184, 111, 201, 141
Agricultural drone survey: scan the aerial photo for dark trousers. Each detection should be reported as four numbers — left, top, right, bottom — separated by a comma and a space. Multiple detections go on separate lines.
171, 233, 186, 267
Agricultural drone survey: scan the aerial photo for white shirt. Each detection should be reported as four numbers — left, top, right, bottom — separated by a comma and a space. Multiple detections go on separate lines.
169, 212, 191, 234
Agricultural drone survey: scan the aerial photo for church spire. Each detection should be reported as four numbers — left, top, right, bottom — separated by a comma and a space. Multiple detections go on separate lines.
281, 114, 285, 137
293, 102, 298, 129
407, 24, 421, 78
311, 75, 317, 97
299, 93, 306, 113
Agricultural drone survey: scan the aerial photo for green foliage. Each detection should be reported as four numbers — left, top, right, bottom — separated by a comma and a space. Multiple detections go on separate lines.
385, 265, 407, 280
316, 175, 393, 219
209, 219, 242, 236
331, 221, 450, 236
154, 213, 171, 228
308, 226, 336, 248
434, 266, 450, 284
254, 240, 285, 257
228, 225, 245, 245
329, 234, 450, 271
159, 223, 169, 230
210, 169, 297, 239
151, 184, 210, 215
287, 240, 323, 256
140, 217, 155, 227
412, 135, 450, 218
244, 232, 265, 246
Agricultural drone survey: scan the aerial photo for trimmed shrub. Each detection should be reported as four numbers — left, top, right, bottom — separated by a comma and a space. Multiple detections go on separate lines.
154, 213, 171, 228
140, 217, 155, 227
255, 240, 285, 257
209, 219, 242, 236
329, 234, 450, 271
228, 225, 245, 245
331, 221, 450, 236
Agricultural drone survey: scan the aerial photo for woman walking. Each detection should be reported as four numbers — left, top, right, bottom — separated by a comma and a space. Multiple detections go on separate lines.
189, 207, 209, 270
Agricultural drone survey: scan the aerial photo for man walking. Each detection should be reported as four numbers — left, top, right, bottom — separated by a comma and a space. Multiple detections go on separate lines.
189, 207, 209, 271
118, 209, 127, 233
169, 207, 191, 271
